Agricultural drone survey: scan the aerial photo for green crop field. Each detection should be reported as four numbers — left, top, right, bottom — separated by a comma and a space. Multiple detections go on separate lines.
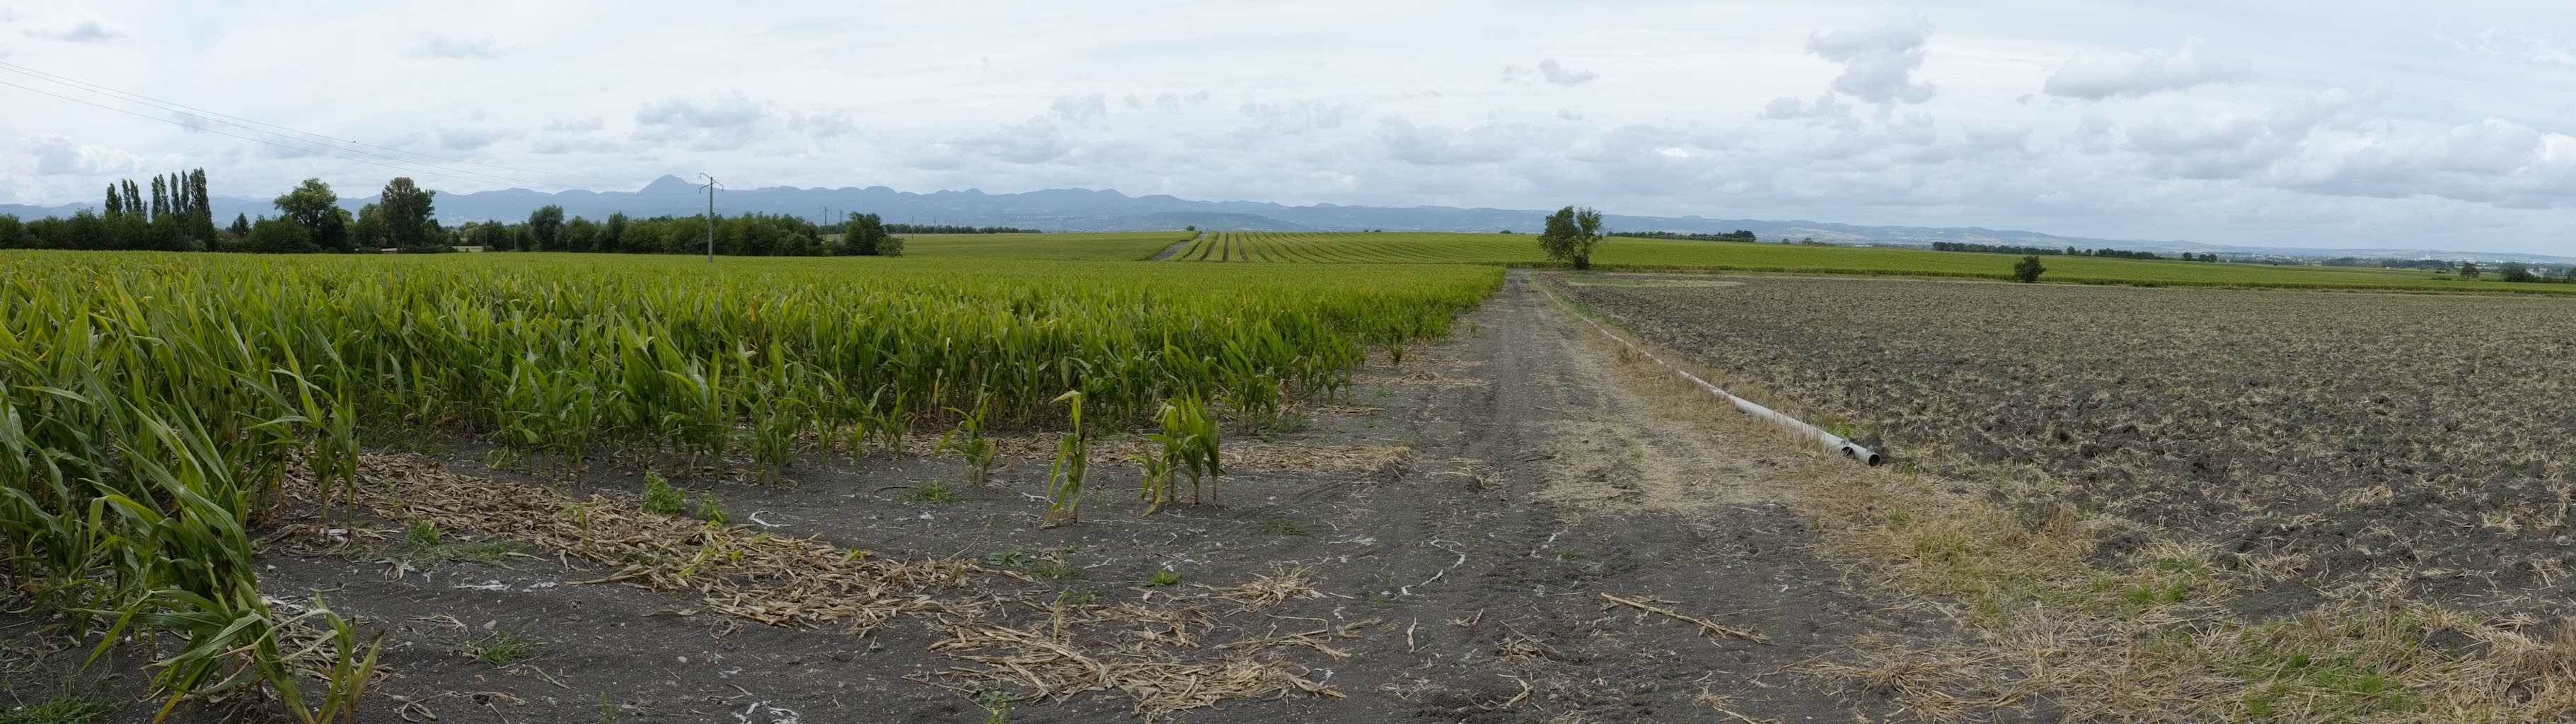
1169, 231, 2570, 294
896, 231, 1195, 260
0, 249, 1498, 718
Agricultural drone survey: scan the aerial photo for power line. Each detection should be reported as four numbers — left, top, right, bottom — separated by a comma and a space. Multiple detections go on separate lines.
0, 60, 655, 187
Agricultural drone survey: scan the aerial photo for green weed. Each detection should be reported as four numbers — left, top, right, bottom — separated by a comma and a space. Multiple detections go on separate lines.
1255, 517, 1312, 537
693, 493, 728, 525
983, 549, 1034, 568
1026, 561, 1082, 580
456, 625, 546, 667
641, 472, 684, 515
901, 481, 962, 504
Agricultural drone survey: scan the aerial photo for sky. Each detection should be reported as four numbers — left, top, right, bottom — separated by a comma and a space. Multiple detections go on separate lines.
5, 1, 2576, 252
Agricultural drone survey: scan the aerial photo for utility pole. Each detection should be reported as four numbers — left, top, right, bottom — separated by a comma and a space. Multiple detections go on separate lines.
698, 173, 719, 262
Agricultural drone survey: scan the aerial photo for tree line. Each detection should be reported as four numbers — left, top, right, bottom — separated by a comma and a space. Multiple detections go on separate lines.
0, 174, 923, 257
1931, 241, 2216, 262
0, 173, 451, 253
2459, 262, 2576, 284
468, 208, 902, 257
861, 223, 1037, 235
1611, 230, 1757, 242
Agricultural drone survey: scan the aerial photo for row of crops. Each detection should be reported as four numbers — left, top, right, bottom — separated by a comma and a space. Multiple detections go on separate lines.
0, 250, 1501, 718
1164, 232, 2576, 294
1175, 231, 1552, 264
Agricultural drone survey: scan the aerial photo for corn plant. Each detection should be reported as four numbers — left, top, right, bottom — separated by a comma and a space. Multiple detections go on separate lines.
940, 402, 998, 486
1137, 395, 1224, 514
1042, 391, 1087, 528
0, 250, 1502, 720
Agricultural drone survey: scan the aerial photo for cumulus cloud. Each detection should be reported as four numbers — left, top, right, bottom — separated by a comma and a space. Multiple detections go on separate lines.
1503, 59, 1601, 86
30, 134, 151, 175
1051, 93, 1107, 122
2043, 37, 2251, 100
1153, 90, 1213, 112
1537, 59, 1598, 86
633, 92, 768, 150
1760, 93, 1859, 129
21, 18, 118, 42
2069, 112, 2118, 153
411, 35, 500, 59
1960, 123, 2033, 154
790, 111, 856, 139
1805, 18, 1936, 104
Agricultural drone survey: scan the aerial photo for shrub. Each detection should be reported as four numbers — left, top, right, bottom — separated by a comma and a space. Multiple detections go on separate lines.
2012, 255, 2047, 283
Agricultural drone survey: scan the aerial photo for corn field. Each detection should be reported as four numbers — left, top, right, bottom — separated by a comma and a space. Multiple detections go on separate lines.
0, 250, 1500, 719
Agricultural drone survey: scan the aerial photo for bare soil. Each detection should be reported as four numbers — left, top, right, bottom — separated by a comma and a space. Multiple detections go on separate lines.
22, 272, 1979, 723
1561, 274, 2576, 619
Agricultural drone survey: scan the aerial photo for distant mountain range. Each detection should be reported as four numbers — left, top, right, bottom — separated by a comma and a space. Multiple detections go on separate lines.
6, 175, 2568, 264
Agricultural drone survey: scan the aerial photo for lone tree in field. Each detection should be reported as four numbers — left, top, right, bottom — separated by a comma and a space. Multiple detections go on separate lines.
379, 177, 446, 252
1539, 206, 1604, 270
841, 211, 899, 256
272, 178, 337, 238
2011, 255, 2046, 283
2459, 262, 2480, 280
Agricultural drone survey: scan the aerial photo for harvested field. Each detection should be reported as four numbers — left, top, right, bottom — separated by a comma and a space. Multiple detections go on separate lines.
1560, 274, 2576, 617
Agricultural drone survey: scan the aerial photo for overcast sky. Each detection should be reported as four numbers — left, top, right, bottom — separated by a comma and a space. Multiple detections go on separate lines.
6, 1, 2576, 252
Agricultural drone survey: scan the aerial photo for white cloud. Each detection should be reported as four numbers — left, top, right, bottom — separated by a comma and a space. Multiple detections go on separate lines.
30, 134, 157, 175
1805, 18, 1936, 104
2043, 37, 2251, 100
21, 18, 118, 42
411, 35, 500, 59
790, 110, 856, 139
1153, 90, 1213, 112
633, 93, 769, 151
1050, 93, 1107, 122
1537, 59, 1598, 86
1760, 94, 1858, 129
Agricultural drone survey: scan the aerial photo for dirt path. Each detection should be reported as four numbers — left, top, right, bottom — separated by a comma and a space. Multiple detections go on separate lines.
166, 272, 1952, 724
1146, 232, 1203, 261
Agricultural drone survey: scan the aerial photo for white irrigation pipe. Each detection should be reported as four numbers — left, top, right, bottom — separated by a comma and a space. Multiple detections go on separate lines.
1543, 281, 1886, 467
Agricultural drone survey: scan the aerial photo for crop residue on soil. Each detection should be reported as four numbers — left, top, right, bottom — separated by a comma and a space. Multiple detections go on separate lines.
172, 273, 1930, 723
